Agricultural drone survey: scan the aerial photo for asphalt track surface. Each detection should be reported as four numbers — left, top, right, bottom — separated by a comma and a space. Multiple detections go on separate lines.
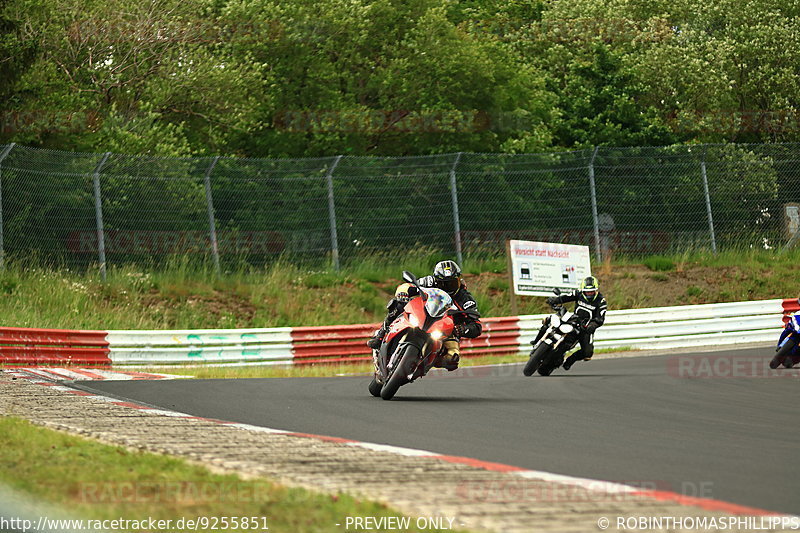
78, 347, 800, 515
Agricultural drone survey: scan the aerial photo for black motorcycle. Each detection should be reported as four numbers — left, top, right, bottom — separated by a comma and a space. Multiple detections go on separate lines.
523, 290, 583, 377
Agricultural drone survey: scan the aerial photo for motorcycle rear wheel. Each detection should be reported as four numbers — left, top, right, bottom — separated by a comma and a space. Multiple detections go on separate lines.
538, 362, 557, 376
524, 343, 549, 377
368, 376, 382, 397
381, 345, 420, 400
539, 353, 565, 376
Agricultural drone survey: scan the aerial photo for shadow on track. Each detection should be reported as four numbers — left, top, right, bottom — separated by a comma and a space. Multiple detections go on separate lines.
368, 395, 576, 404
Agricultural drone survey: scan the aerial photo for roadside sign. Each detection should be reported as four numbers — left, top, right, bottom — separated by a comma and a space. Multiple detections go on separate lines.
508, 239, 592, 296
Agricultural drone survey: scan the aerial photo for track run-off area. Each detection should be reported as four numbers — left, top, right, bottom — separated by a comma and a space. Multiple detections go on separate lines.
77, 346, 800, 517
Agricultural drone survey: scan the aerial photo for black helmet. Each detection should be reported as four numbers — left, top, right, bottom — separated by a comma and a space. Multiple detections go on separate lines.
433, 260, 462, 294
580, 276, 599, 301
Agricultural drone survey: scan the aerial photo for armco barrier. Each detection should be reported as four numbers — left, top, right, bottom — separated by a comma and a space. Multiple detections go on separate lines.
520, 298, 791, 353
2, 298, 796, 366
0, 327, 110, 365
107, 298, 794, 365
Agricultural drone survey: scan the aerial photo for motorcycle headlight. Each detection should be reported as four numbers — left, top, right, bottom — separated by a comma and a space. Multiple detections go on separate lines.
559, 324, 574, 334
430, 329, 443, 340
409, 314, 420, 328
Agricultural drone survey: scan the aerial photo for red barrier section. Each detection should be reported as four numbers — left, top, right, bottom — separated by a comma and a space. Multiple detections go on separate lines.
0, 327, 110, 366
290, 317, 522, 365
461, 317, 522, 356
781, 298, 799, 324
291, 323, 377, 365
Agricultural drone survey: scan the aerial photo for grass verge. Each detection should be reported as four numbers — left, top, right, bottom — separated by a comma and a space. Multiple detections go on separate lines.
2, 247, 798, 332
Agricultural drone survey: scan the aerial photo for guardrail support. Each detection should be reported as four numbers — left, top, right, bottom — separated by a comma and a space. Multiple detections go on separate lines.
588, 146, 602, 262
203, 156, 221, 275
92, 152, 112, 281
449, 152, 464, 265
0, 143, 16, 270
700, 158, 717, 253
326, 155, 343, 271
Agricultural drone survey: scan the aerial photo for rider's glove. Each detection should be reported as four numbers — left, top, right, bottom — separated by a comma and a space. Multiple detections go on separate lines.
453, 324, 467, 338
546, 297, 558, 306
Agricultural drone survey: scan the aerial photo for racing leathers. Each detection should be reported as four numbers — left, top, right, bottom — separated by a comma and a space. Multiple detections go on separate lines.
777, 314, 800, 349
533, 290, 607, 370
419, 274, 482, 370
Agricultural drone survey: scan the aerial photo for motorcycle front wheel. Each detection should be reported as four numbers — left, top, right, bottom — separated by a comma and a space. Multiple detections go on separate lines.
381, 345, 420, 400
524, 343, 550, 377
770, 338, 797, 369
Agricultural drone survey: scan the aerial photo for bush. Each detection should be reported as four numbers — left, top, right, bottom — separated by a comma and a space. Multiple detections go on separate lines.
686, 286, 702, 297
643, 256, 675, 272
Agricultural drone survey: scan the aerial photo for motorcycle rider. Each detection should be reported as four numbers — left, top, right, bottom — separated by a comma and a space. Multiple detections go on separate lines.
367, 260, 482, 371
532, 275, 607, 371
770, 297, 800, 368
367, 281, 418, 348
776, 298, 800, 349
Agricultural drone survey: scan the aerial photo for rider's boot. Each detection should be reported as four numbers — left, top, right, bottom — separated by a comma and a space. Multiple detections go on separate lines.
442, 339, 460, 371
564, 348, 593, 370
366, 326, 386, 349
563, 352, 580, 371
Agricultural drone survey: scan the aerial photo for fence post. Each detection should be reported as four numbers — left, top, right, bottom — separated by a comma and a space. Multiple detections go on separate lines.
588, 146, 602, 262
326, 155, 344, 271
92, 152, 112, 281
203, 156, 221, 275
449, 152, 464, 265
0, 143, 16, 271
700, 154, 717, 253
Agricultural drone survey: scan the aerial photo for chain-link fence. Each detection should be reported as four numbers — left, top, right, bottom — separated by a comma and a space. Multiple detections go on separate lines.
0, 143, 798, 274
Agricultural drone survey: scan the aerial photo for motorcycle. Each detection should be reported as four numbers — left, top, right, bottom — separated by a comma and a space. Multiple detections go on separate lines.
769, 311, 800, 369
523, 289, 583, 377
368, 270, 478, 400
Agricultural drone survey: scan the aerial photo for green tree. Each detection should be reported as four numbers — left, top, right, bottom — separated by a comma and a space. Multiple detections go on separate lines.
1, 0, 267, 155
222, 0, 554, 156
628, 0, 800, 143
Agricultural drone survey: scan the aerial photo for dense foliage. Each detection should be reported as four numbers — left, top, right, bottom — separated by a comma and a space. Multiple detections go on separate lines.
3, 0, 800, 157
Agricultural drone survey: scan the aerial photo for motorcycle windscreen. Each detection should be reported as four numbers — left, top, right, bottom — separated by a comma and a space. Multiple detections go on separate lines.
422, 288, 453, 318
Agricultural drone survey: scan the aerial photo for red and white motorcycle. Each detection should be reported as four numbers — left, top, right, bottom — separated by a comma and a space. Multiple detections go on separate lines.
368, 271, 477, 400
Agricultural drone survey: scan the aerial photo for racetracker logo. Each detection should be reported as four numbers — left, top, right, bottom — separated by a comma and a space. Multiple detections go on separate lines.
78, 481, 273, 504
667, 355, 800, 378
273, 110, 534, 134
454, 479, 714, 503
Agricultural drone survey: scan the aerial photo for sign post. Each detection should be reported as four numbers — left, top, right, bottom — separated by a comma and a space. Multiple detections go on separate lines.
506, 240, 518, 315
507, 239, 592, 297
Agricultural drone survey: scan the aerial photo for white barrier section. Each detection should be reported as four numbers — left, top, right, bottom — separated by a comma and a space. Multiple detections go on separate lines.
517, 299, 784, 352
107, 328, 294, 364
